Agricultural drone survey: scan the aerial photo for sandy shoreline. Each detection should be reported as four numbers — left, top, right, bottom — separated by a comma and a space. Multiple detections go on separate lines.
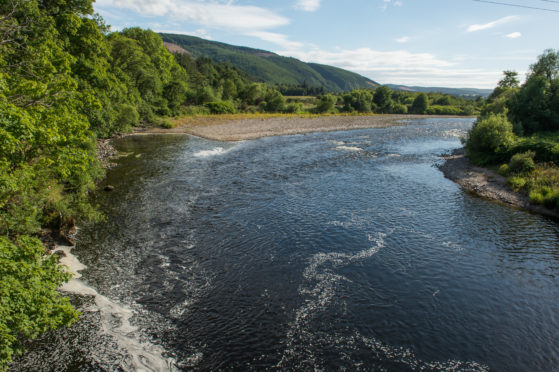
439, 149, 559, 220
133, 114, 468, 141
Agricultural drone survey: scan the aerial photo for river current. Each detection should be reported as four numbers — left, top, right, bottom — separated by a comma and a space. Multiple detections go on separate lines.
12, 118, 559, 371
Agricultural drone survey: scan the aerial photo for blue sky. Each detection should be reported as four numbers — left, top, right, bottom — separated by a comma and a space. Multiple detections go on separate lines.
93, 0, 558, 88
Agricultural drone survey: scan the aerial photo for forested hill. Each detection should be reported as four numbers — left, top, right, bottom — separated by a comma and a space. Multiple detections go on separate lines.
160, 33, 379, 92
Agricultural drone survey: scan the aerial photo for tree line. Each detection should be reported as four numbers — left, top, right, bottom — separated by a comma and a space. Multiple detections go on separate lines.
465, 49, 559, 211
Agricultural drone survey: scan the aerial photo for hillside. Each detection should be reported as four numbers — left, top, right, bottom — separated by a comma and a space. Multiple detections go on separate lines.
160, 33, 379, 92
386, 84, 492, 98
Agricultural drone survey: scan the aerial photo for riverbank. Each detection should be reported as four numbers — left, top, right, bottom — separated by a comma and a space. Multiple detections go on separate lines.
132, 114, 469, 141
439, 148, 559, 219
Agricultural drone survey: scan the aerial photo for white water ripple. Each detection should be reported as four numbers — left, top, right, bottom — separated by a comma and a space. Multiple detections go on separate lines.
278, 232, 489, 371
55, 245, 178, 372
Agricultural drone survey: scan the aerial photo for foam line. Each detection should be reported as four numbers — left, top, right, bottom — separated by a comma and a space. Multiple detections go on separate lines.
55, 245, 177, 371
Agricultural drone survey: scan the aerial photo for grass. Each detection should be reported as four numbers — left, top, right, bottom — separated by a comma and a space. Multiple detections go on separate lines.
166, 112, 392, 128
502, 163, 559, 210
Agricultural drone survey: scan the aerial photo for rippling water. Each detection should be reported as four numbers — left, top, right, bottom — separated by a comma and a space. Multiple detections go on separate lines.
12, 118, 559, 371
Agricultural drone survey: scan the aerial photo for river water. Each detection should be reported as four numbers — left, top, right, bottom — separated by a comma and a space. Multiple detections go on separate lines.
12, 118, 559, 371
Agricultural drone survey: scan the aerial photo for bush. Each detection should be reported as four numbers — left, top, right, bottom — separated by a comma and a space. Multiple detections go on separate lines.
285, 102, 305, 114
391, 103, 408, 114
426, 105, 463, 115
498, 163, 510, 176
465, 113, 515, 165
205, 101, 236, 114
508, 151, 536, 173
160, 119, 174, 129
507, 176, 527, 190
529, 190, 545, 204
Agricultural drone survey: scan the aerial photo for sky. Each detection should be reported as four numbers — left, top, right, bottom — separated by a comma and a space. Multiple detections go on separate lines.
93, 0, 559, 89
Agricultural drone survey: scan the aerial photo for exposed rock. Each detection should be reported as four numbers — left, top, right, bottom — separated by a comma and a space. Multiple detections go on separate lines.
58, 219, 77, 246
97, 138, 118, 170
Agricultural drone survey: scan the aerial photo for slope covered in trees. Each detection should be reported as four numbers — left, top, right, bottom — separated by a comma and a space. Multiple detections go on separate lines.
159, 33, 379, 92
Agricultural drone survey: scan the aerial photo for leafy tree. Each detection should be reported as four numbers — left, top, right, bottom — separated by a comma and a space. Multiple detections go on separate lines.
498, 70, 520, 89
315, 94, 337, 113
0, 236, 79, 368
373, 86, 393, 113
264, 88, 286, 112
508, 49, 559, 134
343, 90, 373, 113
411, 93, 429, 114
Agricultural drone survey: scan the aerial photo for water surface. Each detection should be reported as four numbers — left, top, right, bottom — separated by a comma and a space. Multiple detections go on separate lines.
13, 118, 559, 371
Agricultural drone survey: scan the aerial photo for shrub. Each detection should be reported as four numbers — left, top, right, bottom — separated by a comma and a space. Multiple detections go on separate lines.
160, 119, 174, 129
529, 190, 545, 204
391, 103, 408, 114
507, 176, 527, 190
465, 113, 515, 165
508, 151, 536, 173
285, 102, 305, 114
498, 163, 510, 176
205, 101, 236, 114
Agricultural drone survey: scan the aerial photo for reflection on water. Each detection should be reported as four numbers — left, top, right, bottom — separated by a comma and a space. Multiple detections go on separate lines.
12, 118, 559, 371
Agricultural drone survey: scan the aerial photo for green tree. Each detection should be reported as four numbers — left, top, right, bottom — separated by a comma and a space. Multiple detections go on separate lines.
0, 237, 79, 368
508, 49, 559, 134
411, 93, 429, 114
315, 94, 337, 113
373, 86, 393, 113
498, 70, 520, 89
264, 88, 286, 112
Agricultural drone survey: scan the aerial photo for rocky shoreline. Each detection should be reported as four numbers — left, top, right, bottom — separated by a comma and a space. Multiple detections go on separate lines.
439, 148, 559, 220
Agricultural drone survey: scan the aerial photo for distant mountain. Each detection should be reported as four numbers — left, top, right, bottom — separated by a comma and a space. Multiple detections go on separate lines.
160, 33, 379, 92
386, 84, 492, 98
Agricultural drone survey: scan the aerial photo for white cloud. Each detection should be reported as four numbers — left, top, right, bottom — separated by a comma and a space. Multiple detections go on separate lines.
246, 31, 305, 50
98, 0, 289, 31
274, 46, 500, 88
467, 15, 518, 32
381, 0, 403, 11
396, 36, 409, 43
505, 32, 521, 39
295, 0, 321, 12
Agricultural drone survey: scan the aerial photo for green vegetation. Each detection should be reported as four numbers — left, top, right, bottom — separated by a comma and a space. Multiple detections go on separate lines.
0, 0, 486, 366
465, 49, 559, 212
159, 33, 379, 92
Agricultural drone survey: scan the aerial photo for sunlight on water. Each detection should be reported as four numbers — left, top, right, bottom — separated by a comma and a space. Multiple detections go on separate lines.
13, 119, 559, 371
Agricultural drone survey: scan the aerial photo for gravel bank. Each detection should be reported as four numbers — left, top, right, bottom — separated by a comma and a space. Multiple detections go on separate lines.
439, 148, 559, 219
133, 114, 457, 141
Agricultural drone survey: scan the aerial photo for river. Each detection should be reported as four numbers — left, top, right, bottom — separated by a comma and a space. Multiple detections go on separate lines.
12, 118, 559, 371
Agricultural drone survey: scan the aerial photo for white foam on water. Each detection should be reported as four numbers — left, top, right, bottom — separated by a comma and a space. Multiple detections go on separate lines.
335, 145, 363, 152
54, 245, 178, 371
193, 147, 226, 158
279, 233, 386, 368
278, 232, 489, 371
442, 129, 467, 138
